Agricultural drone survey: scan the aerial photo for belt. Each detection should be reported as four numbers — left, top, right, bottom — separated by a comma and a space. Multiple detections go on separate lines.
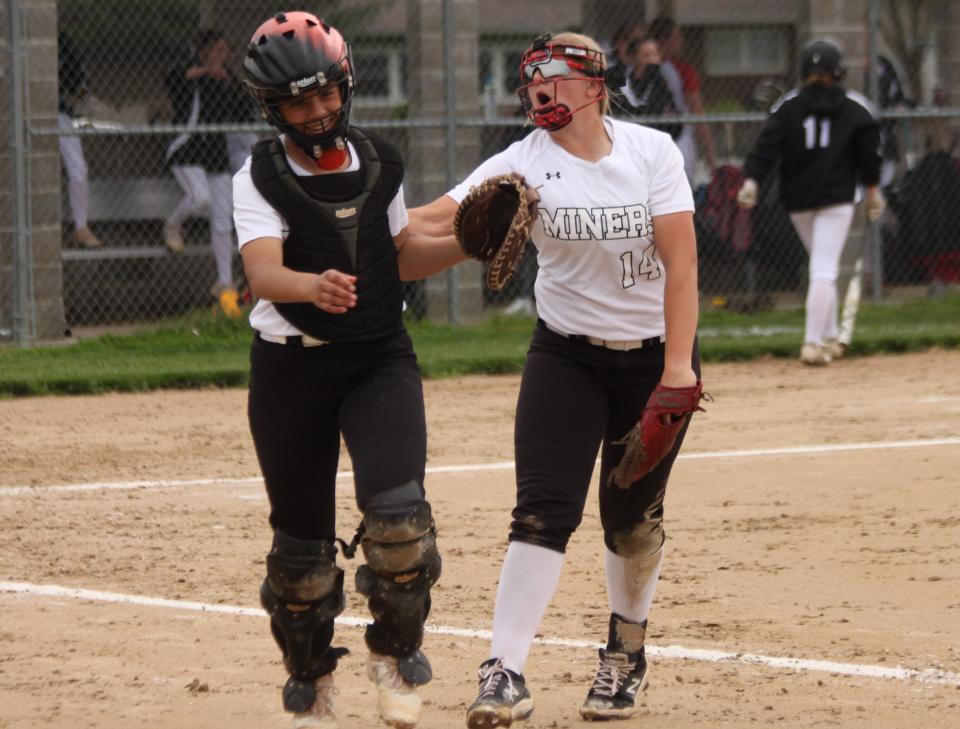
258, 332, 330, 347
539, 319, 664, 352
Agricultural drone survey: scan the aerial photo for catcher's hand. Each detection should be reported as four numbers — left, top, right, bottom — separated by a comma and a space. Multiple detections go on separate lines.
454, 173, 540, 291
608, 381, 709, 489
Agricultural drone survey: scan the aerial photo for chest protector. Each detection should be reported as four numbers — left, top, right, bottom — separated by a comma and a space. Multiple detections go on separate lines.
250, 128, 405, 342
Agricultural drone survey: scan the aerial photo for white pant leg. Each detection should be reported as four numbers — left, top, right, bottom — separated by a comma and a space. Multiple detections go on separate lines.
59, 112, 89, 229
789, 210, 814, 255
168, 165, 211, 227
792, 204, 854, 344
207, 172, 235, 288
226, 131, 258, 175
880, 159, 897, 188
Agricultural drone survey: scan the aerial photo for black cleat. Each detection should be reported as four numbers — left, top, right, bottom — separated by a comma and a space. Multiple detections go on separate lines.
579, 647, 649, 720
465, 658, 534, 728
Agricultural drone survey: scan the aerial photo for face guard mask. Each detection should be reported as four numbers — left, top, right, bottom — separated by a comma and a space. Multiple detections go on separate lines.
268, 83, 350, 166
517, 36, 606, 131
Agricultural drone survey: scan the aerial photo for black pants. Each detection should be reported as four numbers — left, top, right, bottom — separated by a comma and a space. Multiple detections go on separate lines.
511, 321, 701, 553
248, 330, 427, 541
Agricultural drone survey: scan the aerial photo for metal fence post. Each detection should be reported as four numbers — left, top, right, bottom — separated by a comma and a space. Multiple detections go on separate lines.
8, 0, 34, 345
867, 0, 884, 303
443, 0, 459, 324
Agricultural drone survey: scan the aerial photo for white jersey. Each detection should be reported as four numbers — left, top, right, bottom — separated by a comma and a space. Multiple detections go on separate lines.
448, 117, 692, 341
232, 139, 409, 337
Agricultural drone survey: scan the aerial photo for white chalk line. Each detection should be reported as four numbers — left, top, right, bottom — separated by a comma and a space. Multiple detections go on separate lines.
2, 437, 958, 498
1, 580, 957, 687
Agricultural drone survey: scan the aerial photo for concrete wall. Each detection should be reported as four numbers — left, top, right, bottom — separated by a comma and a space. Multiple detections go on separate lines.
1, 0, 65, 343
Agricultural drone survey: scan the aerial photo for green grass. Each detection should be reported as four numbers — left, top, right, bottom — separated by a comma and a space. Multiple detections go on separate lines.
0, 295, 957, 397
698, 294, 960, 361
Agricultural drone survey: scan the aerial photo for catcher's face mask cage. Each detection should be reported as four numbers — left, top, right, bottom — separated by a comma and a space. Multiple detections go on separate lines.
517, 35, 606, 131
242, 11, 355, 155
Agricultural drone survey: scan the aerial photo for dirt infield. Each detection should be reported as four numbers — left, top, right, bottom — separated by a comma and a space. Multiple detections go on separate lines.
1, 350, 959, 728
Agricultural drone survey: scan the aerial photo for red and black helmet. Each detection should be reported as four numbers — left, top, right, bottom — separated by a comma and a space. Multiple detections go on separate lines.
242, 12, 354, 152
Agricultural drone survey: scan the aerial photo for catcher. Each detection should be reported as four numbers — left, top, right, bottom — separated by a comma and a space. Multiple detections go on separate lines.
411, 30, 706, 727
234, 12, 471, 729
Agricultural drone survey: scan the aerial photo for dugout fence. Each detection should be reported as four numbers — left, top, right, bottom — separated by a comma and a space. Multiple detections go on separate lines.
3, 0, 960, 344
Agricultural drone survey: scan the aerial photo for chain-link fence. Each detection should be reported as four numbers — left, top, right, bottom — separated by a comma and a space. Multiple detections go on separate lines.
3, 0, 960, 344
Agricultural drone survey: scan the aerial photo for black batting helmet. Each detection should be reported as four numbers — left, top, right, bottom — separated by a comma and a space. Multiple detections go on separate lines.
242, 11, 354, 153
800, 40, 845, 81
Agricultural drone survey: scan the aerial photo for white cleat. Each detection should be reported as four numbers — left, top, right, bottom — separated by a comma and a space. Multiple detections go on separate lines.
800, 342, 832, 366
823, 339, 847, 360
163, 221, 185, 253
291, 674, 338, 729
367, 652, 421, 729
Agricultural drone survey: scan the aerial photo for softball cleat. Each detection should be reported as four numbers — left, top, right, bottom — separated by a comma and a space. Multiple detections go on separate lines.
466, 658, 534, 728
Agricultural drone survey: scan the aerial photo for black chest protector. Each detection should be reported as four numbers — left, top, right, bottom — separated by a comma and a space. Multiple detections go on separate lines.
250, 128, 405, 342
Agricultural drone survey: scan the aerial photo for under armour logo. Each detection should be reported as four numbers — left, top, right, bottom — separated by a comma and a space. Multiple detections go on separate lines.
546, 171, 561, 180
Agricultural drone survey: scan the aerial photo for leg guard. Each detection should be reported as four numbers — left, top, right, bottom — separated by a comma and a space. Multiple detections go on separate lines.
355, 481, 441, 677
259, 529, 346, 713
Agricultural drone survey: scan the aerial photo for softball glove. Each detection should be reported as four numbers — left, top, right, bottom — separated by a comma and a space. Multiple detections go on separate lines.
454, 173, 540, 291
608, 380, 709, 488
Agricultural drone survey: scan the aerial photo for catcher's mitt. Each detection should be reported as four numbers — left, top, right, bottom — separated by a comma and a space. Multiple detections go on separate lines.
454, 173, 540, 291
608, 381, 709, 489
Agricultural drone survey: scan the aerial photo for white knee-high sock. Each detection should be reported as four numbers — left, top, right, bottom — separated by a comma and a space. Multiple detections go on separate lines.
605, 546, 664, 625
489, 541, 564, 674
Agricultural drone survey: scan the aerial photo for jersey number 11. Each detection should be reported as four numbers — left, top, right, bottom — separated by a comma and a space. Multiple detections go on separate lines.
803, 115, 831, 150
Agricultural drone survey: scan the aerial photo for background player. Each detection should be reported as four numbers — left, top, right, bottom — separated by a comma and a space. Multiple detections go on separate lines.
164, 29, 247, 317
410, 31, 701, 727
58, 31, 101, 249
234, 12, 466, 728
737, 40, 883, 365
648, 17, 717, 182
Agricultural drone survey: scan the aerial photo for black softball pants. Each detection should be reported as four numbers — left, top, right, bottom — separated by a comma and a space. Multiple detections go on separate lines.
248, 329, 427, 542
510, 320, 701, 554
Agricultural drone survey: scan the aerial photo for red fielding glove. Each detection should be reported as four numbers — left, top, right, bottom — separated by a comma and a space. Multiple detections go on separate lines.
608, 380, 708, 489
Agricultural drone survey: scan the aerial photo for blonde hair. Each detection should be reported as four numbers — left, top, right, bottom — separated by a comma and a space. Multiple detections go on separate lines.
549, 31, 610, 115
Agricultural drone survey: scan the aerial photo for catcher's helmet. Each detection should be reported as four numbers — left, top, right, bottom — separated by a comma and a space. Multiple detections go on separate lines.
800, 40, 845, 82
242, 11, 353, 154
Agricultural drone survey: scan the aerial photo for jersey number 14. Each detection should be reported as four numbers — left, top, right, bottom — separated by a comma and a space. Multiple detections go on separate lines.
619, 245, 662, 288
803, 115, 831, 149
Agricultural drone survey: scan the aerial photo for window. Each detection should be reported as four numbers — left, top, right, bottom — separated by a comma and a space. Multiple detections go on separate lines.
480, 42, 529, 105
352, 42, 406, 106
705, 27, 790, 76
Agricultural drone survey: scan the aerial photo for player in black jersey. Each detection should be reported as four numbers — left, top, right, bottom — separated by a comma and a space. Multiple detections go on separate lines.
737, 40, 883, 365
